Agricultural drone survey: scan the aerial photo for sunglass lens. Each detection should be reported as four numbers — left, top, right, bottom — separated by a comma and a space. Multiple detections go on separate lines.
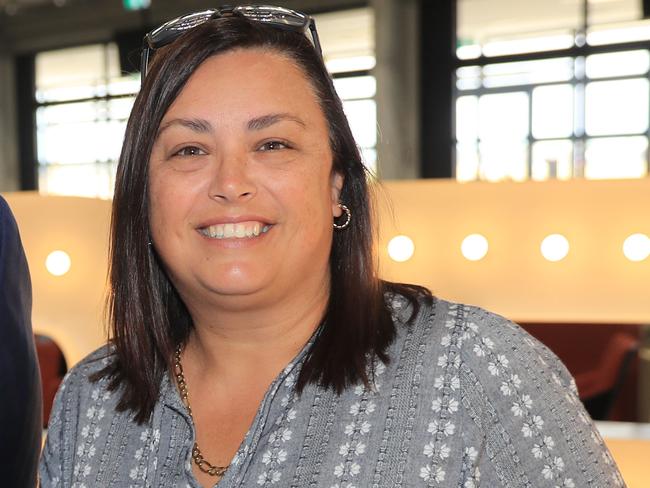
149, 10, 217, 47
236, 6, 307, 28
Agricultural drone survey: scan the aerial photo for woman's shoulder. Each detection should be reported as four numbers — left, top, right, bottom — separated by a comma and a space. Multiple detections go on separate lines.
386, 291, 571, 386
417, 298, 574, 386
436, 300, 574, 385
63, 343, 115, 380
416, 299, 625, 486
50, 344, 117, 413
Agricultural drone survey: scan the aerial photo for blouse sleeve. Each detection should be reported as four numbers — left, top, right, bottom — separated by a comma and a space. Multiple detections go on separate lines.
457, 306, 626, 488
39, 367, 82, 487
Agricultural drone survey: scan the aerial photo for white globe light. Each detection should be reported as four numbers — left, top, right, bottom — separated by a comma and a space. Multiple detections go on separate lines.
461, 234, 489, 261
623, 233, 650, 262
387, 235, 415, 262
45, 250, 71, 276
540, 234, 570, 262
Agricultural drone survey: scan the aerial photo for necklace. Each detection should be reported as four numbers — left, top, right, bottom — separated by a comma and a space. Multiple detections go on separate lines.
174, 345, 229, 479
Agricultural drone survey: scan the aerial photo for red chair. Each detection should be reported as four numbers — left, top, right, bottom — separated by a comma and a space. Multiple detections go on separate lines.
521, 323, 641, 421
34, 334, 67, 427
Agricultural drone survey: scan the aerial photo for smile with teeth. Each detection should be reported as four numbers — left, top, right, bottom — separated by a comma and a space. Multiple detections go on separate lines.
199, 221, 272, 239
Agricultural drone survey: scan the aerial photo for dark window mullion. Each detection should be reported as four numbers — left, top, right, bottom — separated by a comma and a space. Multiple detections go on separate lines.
527, 86, 533, 179
16, 53, 38, 190
573, 56, 586, 178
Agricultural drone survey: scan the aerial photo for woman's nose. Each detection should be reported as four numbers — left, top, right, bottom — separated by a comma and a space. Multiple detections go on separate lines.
207, 153, 256, 203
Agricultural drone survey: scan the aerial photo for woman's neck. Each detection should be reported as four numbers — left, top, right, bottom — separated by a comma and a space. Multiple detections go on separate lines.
182, 281, 328, 384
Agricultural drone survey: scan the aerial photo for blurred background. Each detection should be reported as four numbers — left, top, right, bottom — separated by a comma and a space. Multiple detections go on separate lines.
4, 0, 650, 190
0, 1, 649, 483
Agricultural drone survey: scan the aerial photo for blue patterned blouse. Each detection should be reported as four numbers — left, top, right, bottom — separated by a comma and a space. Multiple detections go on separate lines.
39, 296, 626, 487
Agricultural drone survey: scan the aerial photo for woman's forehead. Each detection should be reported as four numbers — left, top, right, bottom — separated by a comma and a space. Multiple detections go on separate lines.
185, 49, 315, 102
161, 48, 326, 130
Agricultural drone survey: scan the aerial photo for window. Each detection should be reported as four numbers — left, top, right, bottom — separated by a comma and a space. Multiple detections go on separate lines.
34, 8, 376, 198
314, 7, 376, 172
333, 76, 377, 169
35, 44, 137, 198
455, 0, 650, 182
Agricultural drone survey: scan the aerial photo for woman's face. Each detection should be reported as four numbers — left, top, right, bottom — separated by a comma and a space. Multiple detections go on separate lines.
148, 48, 343, 310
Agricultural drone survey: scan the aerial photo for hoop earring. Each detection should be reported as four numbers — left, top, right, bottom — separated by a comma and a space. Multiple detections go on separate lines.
333, 203, 351, 230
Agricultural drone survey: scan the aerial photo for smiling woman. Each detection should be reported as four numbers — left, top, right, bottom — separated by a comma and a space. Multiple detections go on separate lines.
39, 5, 625, 488
149, 50, 340, 309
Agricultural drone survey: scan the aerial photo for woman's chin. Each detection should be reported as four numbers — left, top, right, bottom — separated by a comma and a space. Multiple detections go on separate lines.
197, 268, 273, 299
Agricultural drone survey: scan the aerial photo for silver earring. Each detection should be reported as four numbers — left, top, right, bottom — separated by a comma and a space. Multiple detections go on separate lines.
333, 203, 351, 230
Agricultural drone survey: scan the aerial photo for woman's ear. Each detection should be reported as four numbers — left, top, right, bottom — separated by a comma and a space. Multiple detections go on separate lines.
330, 171, 345, 217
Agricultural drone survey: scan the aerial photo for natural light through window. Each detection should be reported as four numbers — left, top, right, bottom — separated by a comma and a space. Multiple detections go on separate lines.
34, 8, 377, 198
455, 0, 650, 183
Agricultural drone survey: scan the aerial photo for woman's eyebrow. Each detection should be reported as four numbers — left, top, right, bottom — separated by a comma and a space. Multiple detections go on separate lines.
157, 118, 213, 137
248, 113, 306, 131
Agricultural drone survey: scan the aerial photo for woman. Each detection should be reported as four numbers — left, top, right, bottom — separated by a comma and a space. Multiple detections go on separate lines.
40, 5, 625, 487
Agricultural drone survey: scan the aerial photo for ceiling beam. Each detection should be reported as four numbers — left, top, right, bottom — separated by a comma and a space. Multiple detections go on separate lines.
1, 0, 368, 54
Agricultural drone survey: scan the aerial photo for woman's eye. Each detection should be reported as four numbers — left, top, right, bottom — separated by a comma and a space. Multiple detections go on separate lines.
259, 141, 289, 151
173, 146, 206, 157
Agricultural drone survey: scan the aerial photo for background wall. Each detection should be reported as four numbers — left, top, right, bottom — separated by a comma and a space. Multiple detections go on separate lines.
4, 178, 649, 366
4, 192, 110, 366
377, 178, 650, 323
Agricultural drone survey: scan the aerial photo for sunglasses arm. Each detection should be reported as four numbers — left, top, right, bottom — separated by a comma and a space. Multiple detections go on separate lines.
140, 45, 151, 85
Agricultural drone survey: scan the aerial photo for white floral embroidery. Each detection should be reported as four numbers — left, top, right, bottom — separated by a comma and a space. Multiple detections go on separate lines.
522, 415, 545, 437
419, 464, 445, 483
257, 471, 281, 484
427, 419, 455, 437
419, 305, 465, 485
286, 408, 297, 422
269, 427, 292, 444
542, 457, 565, 480
465, 446, 478, 462
350, 400, 376, 416
127, 426, 160, 482
463, 467, 481, 488
473, 337, 495, 357
500, 374, 522, 396
434, 375, 460, 391
438, 444, 451, 459
437, 354, 461, 369
71, 382, 112, 485
532, 436, 555, 458
554, 478, 575, 488
280, 394, 291, 407
487, 354, 509, 376
331, 358, 385, 486
332, 462, 359, 481
511, 395, 533, 417
431, 396, 459, 414
257, 362, 301, 487
353, 384, 365, 396
460, 445, 480, 487
467, 316, 570, 486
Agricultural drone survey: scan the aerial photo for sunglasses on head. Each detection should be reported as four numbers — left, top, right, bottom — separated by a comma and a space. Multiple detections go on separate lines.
140, 4, 322, 84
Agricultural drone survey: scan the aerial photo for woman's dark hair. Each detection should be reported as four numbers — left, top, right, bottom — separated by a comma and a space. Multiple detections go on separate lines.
96, 16, 431, 423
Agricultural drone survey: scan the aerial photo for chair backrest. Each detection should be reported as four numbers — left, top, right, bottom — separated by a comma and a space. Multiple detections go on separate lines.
521, 322, 641, 421
35, 334, 68, 427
